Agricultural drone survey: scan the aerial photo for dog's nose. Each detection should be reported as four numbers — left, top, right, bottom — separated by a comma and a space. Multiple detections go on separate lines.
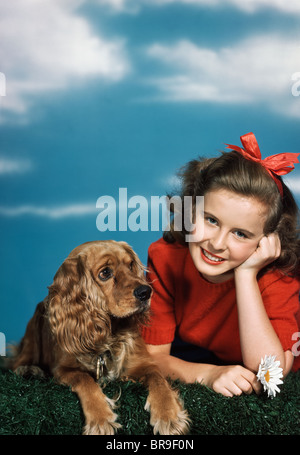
134, 285, 152, 302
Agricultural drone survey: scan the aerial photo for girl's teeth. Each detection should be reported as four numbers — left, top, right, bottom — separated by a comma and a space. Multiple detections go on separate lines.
203, 249, 223, 262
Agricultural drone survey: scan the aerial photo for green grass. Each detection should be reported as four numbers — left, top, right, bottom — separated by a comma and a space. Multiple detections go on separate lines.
0, 366, 299, 435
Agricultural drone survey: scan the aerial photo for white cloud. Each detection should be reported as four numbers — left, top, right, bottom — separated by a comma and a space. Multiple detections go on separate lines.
145, 35, 300, 117
95, 0, 300, 14
95, 0, 132, 12
0, 0, 130, 118
227, 0, 300, 14
0, 202, 98, 219
160, 0, 300, 14
284, 176, 300, 195
0, 157, 32, 175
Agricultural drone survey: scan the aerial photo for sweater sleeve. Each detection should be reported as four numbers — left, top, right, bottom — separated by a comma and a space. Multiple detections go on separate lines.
141, 240, 178, 345
259, 272, 300, 353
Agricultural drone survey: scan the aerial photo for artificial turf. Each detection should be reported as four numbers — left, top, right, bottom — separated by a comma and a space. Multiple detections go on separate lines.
0, 366, 299, 436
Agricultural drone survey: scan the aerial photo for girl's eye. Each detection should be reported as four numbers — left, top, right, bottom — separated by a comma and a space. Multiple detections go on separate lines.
207, 217, 218, 225
234, 230, 247, 239
98, 267, 113, 281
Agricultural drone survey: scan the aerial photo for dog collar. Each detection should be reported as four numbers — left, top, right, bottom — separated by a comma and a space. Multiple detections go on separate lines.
96, 355, 106, 381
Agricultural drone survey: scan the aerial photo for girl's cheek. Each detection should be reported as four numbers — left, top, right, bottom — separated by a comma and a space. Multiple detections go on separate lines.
232, 243, 257, 263
199, 223, 214, 241
189, 220, 208, 243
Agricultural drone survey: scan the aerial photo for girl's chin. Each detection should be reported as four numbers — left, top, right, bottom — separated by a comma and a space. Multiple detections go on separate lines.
189, 244, 237, 283
197, 256, 234, 283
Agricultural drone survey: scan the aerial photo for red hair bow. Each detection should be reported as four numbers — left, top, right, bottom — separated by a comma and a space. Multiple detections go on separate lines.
226, 132, 300, 197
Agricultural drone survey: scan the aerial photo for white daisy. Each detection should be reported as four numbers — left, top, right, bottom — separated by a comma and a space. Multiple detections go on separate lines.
256, 355, 283, 398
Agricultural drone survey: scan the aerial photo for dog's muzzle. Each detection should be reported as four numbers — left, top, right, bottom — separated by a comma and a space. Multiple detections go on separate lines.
134, 285, 152, 303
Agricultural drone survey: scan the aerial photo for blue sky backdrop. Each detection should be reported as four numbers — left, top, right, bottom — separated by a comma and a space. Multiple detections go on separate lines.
1, 0, 300, 345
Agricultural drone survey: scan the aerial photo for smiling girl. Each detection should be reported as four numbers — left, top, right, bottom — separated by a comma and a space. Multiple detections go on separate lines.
142, 133, 300, 397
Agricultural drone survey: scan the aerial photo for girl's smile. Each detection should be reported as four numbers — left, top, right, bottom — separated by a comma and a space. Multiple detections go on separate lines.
201, 247, 225, 264
189, 189, 267, 283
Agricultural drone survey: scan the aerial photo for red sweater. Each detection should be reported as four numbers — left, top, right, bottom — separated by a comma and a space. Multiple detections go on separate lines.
142, 238, 300, 371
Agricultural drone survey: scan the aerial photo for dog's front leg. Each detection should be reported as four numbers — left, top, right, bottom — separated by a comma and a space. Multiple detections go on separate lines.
55, 367, 121, 435
125, 348, 190, 435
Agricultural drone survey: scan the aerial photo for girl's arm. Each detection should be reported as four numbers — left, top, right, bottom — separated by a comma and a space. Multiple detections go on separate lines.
146, 343, 261, 397
234, 233, 293, 376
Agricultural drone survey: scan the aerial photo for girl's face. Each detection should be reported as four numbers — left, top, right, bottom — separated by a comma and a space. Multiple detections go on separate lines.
188, 188, 268, 283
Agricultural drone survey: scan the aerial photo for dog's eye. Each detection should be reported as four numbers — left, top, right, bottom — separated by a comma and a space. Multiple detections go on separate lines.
129, 261, 134, 271
98, 267, 113, 281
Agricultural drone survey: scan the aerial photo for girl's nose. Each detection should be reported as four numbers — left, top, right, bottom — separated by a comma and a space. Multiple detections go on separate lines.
209, 230, 227, 251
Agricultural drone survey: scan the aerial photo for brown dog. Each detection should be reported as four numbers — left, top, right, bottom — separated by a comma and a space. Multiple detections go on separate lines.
12, 240, 190, 435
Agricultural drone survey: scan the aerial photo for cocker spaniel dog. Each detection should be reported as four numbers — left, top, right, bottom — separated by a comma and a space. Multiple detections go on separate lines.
12, 240, 189, 435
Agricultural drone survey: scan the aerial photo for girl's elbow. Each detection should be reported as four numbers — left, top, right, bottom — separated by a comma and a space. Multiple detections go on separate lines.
282, 350, 294, 377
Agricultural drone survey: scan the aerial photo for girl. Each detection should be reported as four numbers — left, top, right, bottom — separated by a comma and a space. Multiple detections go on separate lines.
142, 132, 300, 397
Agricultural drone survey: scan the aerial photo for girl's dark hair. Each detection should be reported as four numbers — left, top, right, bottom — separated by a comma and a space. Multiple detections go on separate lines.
164, 151, 300, 277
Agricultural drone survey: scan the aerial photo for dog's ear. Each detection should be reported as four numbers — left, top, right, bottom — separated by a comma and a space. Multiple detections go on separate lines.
47, 255, 111, 356
50, 255, 84, 295
119, 241, 147, 277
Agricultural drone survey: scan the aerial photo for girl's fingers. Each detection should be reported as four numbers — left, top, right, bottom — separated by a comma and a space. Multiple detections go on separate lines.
264, 233, 281, 256
241, 370, 262, 395
211, 365, 262, 397
237, 378, 253, 395
257, 233, 281, 263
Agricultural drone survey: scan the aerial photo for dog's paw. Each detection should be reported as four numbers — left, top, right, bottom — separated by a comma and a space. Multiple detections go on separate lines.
83, 415, 121, 435
83, 396, 122, 435
145, 390, 190, 435
14, 365, 46, 378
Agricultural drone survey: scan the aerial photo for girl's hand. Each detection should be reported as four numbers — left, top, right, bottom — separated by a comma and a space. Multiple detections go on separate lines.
235, 233, 281, 276
203, 365, 261, 397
